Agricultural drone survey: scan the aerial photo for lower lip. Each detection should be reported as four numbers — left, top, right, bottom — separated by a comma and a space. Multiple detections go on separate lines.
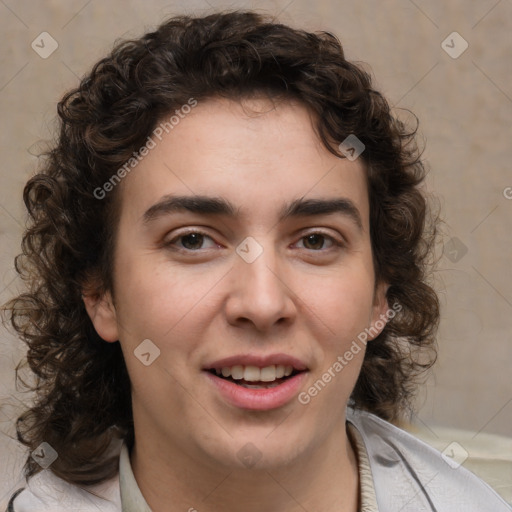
204, 371, 308, 410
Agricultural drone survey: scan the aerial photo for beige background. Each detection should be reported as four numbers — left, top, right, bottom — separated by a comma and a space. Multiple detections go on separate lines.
1, 0, 511, 505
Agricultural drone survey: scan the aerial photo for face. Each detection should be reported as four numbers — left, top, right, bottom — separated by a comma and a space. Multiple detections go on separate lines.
84, 97, 388, 471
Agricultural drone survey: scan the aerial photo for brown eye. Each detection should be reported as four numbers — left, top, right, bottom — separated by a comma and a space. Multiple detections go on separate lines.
298, 233, 336, 251
180, 233, 206, 250
166, 230, 217, 252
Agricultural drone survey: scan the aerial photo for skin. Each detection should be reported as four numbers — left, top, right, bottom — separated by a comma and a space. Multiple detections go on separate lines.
84, 97, 389, 512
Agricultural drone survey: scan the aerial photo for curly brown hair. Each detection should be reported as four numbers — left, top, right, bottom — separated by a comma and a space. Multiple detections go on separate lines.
2, 10, 440, 487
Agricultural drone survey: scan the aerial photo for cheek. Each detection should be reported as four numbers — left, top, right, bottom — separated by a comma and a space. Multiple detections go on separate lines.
305, 271, 375, 342
112, 254, 227, 386
303, 276, 373, 403
114, 252, 212, 331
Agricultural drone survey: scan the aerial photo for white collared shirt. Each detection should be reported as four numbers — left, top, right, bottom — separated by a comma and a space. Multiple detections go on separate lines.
8, 409, 512, 511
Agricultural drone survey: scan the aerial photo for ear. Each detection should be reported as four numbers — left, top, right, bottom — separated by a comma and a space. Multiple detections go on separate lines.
82, 289, 119, 343
368, 281, 390, 341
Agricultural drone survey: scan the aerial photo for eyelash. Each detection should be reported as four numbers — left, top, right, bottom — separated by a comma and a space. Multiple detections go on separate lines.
164, 229, 345, 253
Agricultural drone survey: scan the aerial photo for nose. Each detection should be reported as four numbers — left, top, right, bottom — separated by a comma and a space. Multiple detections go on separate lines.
224, 240, 297, 332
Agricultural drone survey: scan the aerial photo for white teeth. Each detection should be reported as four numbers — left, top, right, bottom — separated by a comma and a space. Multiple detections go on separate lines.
215, 364, 296, 381
260, 365, 276, 382
244, 365, 261, 381
231, 365, 244, 379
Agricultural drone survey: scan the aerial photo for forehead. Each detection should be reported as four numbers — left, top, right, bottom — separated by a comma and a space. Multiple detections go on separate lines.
116, 97, 369, 227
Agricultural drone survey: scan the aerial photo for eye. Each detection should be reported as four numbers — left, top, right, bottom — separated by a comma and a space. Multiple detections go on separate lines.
294, 232, 342, 251
166, 230, 218, 251
164, 229, 343, 254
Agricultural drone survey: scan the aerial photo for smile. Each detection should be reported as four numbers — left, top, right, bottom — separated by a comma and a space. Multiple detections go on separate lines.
204, 367, 308, 410
210, 364, 298, 388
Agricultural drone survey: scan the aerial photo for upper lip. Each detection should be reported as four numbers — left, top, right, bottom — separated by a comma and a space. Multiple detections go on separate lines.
203, 353, 309, 371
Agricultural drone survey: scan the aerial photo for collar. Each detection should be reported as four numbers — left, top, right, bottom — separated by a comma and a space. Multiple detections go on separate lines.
347, 422, 379, 511
119, 444, 152, 512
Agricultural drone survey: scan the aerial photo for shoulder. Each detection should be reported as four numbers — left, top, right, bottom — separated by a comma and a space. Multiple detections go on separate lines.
6, 469, 121, 512
346, 407, 512, 512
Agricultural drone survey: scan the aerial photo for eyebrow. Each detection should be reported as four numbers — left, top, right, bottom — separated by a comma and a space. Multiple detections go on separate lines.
142, 194, 363, 230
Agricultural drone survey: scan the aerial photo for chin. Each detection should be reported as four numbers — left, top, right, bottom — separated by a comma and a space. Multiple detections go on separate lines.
195, 431, 302, 472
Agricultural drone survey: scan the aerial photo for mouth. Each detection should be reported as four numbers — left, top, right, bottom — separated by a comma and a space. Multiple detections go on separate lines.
206, 365, 304, 389
202, 354, 310, 410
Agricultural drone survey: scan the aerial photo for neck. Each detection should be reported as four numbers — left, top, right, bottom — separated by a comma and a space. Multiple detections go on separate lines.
130, 417, 359, 512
